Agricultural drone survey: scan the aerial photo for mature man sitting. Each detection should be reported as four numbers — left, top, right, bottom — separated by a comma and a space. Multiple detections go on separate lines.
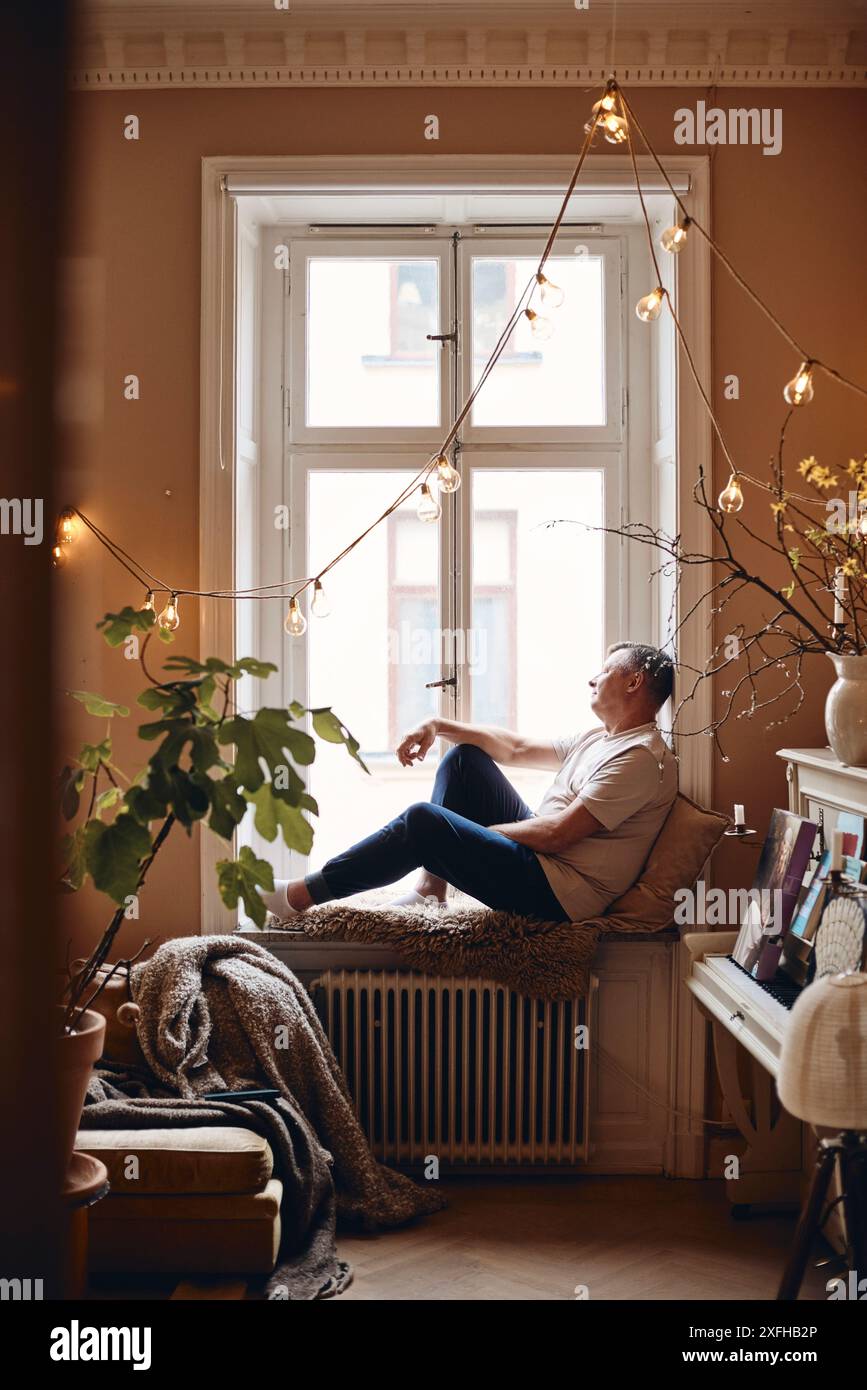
260, 642, 678, 924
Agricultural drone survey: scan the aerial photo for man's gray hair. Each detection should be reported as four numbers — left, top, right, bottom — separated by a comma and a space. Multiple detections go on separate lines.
607, 641, 675, 710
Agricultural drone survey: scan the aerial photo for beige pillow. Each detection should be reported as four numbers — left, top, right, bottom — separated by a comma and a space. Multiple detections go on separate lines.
585, 792, 730, 933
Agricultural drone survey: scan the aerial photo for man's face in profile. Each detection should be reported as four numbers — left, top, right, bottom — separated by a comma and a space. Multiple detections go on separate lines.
588, 653, 631, 721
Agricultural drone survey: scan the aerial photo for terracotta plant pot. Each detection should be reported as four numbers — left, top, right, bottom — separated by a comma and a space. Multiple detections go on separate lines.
825, 653, 867, 768
56, 1006, 105, 1184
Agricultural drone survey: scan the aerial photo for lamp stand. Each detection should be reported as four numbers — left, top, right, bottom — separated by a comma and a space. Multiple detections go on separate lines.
777, 1131, 867, 1301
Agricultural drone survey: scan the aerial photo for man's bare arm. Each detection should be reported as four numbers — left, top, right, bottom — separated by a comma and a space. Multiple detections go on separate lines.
491, 799, 603, 854
396, 717, 561, 770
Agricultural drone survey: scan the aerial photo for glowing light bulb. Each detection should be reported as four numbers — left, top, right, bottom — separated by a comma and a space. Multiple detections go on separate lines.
311, 580, 330, 618
783, 361, 814, 407
417, 483, 442, 523
524, 308, 554, 341
600, 112, 628, 144
536, 271, 566, 310
158, 593, 180, 632
584, 92, 627, 143
433, 454, 461, 494
660, 222, 689, 254
58, 508, 76, 544
51, 542, 66, 569
143, 591, 155, 613
635, 288, 664, 322
284, 597, 307, 637
718, 474, 744, 514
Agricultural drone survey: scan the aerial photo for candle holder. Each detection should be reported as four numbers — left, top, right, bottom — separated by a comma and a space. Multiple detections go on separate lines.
724, 824, 758, 839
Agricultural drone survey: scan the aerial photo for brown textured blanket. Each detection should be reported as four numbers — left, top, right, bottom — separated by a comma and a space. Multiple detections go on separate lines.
80, 935, 444, 1299
271, 894, 602, 1000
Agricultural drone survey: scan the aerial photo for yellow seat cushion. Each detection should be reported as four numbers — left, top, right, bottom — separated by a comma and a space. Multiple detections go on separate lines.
75, 1125, 273, 1195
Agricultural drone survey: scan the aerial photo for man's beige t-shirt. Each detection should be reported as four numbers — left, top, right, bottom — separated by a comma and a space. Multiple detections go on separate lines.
533, 722, 678, 921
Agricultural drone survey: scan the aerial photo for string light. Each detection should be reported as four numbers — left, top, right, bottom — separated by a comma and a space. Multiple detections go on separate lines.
524, 307, 554, 340
50, 82, 867, 652
536, 271, 566, 309
310, 580, 330, 618
718, 473, 745, 514
660, 221, 689, 254
635, 288, 664, 322
158, 593, 180, 632
433, 454, 461, 493
51, 542, 66, 569
284, 596, 307, 637
417, 483, 442, 523
585, 94, 628, 145
783, 361, 814, 407
143, 590, 156, 613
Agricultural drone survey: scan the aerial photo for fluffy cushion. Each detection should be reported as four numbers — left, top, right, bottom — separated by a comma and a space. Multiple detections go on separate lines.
589, 792, 730, 934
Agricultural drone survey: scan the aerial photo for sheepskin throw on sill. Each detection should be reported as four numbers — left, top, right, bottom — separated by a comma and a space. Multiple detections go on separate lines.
267, 896, 603, 1000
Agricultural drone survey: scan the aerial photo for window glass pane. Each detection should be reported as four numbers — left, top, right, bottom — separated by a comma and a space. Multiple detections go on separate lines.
470, 469, 604, 807
306, 471, 441, 885
470, 255, 605, 428
307, 259, 440, 427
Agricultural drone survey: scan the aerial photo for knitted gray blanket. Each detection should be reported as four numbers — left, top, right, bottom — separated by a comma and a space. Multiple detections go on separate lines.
80, 935, 444, 1299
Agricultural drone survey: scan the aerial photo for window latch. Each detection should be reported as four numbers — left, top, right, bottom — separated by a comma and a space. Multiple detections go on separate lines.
426, 331, 457, 343
425, 676, 457, 689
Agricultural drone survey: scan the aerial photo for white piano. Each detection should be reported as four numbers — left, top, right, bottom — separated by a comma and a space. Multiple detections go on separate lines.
684, 748, 867, 1235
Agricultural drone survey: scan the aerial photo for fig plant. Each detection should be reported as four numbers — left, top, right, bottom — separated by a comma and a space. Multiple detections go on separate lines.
59, 606, 364, 1030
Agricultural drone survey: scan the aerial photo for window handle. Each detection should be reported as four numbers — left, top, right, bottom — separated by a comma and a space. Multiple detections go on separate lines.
426, 331, 456, 343
425, 676, 457, 689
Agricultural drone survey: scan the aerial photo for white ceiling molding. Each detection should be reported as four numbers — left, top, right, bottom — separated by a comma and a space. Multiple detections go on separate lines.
72, 3, 867, 89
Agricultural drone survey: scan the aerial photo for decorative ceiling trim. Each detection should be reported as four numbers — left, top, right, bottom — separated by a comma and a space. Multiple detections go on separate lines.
71, 15, 867, 89
69, 63, 867, 90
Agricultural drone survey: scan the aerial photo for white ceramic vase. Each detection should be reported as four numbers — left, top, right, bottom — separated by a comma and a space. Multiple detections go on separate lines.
824, 652, 867, 768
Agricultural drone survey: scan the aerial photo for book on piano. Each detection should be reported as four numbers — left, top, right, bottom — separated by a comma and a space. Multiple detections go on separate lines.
731, 809, 817, 977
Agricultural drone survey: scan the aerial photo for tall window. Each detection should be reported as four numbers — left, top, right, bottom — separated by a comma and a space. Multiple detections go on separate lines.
248, 229, 625, 882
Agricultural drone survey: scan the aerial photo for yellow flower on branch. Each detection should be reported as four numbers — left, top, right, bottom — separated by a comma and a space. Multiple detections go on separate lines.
797, 455, 839, 490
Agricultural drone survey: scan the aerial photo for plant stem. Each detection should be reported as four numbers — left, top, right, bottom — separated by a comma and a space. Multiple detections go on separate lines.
63, 811, 176, 1032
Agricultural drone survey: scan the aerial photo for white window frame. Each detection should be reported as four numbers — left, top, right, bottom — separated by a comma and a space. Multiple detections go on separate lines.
200, 155, 713, 941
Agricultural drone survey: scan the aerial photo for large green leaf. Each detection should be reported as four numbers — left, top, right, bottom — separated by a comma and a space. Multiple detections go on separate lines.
167, 767, 212, 830
83, 814, 152, 904
218, 708, 315, 792
246, 784, 315, 855
96, 607, 156, 647
215, 846, 274, 927
208, 776, 248, 840
310, 707, 368, 772
69, 690, 129, 719
138, 719, 221, 776
162, 655, 278, 682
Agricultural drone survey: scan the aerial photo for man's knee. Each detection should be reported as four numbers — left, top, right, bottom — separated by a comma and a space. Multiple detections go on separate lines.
402, 800, 444, 837
440, 742, 494, 777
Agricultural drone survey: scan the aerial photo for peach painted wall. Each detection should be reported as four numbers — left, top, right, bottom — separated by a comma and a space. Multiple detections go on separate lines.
59, 84, 867, 958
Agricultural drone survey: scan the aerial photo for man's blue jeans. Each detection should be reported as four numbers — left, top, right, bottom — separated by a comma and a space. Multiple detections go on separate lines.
304, 743, 569, 921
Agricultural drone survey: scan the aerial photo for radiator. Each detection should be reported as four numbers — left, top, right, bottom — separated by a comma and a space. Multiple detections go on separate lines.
310, 970, 595, 1170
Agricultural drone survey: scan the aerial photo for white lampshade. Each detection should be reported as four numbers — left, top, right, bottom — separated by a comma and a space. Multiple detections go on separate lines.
777, 973, 867, 1129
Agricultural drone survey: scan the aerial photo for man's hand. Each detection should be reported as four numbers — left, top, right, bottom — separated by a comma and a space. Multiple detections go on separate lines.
396, 719, 438, 767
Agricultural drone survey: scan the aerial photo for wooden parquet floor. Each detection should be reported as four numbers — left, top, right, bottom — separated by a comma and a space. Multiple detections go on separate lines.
88, 1175, 833, 1301
329, 1175, 831, 1302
